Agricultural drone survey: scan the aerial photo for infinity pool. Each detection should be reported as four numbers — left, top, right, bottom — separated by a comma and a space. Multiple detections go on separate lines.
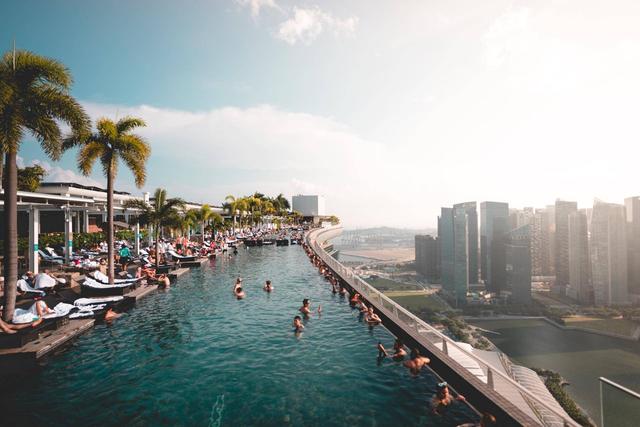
2, 246, 477, 426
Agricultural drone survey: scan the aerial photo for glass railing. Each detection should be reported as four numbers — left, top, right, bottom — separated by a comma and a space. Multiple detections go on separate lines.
600, 377, 640, 427
307, 225, 579, 427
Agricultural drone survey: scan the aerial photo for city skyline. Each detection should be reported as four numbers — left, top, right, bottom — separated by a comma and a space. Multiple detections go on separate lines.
5, 0, 640, 228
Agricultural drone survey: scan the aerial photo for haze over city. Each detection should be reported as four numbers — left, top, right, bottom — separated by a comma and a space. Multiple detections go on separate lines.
6, 0, 640, 227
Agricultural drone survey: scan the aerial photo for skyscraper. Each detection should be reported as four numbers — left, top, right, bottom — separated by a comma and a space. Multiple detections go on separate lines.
415, 235, 440, 283
453, 201, 478, 283
625, 196, 640, 296
591, 200, 628, 306
531, 208, 553, 277
481, 201, 509, 293
438, 208, 454, 294
453, 206, 470, 303
506, 225, 532, 304
568, 209, 592, 304
554, 200, 578, 294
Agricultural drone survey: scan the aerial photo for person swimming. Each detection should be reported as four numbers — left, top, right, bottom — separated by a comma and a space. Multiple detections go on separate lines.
403, 348, 431, 375
349, 293, 360, 307
104, 308, 121, 321
233, 278, 245, 299
293, 315, 305, 332
263, 280, 273, 292
299, 299, 312, 316
431, 382, 465, 415
392, 338, 407, 360
364, 307, 382, 325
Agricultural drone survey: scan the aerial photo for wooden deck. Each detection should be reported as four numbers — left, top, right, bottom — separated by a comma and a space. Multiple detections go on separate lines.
0, 319, 95, 372
125, 283, 159, 300
168, 268, 190, 281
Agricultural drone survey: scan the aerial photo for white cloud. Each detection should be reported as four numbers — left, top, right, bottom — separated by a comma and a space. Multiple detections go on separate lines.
79, 101, 414, 227
16, 156, 103, 188
276, 6, 358, 45
483, 7, 531, 69
235, 0, 279, 19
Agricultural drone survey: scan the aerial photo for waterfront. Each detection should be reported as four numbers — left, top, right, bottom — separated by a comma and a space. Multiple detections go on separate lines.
469, 318, 640, 423
2, 247, 476, 426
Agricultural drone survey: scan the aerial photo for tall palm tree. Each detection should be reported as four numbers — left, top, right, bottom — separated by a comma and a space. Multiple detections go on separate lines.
224, 195, 238, 231
275, 193, 290, 215
0, 50, 89, 321
183, 208, 199, 238
197, 204, 213, 241
124, 188, 185, 268
65, 117, 150, 284
208, 212, 224, 238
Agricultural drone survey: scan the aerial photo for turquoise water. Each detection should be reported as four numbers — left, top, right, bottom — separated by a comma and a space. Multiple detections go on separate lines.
3, 247, 477, 426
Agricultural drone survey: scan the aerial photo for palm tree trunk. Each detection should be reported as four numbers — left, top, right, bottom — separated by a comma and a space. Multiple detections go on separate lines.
106, 166, 115, 284
2, 151, 18, 321
155, 225, 160, 270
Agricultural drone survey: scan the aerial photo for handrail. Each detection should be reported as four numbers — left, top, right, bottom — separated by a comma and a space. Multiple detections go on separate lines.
307, 225, 579, 427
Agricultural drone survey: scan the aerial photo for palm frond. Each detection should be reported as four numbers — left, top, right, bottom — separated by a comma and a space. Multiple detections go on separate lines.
116, 116, 146, 134
77, 140, 104, 176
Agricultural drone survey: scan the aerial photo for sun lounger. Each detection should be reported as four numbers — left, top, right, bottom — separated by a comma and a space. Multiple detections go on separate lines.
90, 270, 140, 284
38, 249, 64, 265
167, 250, 197, 262
82, 278, 134, 289
17, 279, 45, 296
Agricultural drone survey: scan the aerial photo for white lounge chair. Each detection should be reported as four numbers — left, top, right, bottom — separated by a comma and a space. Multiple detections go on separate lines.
90, 270, 139, 284
167, 250, 197, 262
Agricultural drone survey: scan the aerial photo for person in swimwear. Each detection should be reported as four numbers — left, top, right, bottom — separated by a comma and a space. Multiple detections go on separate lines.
392, 338, 407, 360
403, 348, 431, 375
104, 308, 121, 321
431, 382, 465, 415
263, 280, 273, 292
293, 315, 304, 332
364, 307, 382, 325
299, 299, 312, 316
350, 293, 360, 307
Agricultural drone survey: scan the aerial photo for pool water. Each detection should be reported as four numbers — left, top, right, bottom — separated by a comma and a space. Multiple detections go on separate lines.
2, 246, 477, 426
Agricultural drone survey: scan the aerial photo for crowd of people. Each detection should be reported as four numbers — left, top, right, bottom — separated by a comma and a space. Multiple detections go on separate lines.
300, 239, 497, 426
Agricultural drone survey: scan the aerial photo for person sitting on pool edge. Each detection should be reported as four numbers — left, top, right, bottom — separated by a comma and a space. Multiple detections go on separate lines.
431, 382, 465, 415
293, 315, 304, 332
0, 306, 43, 334
263, 280, 273, 292
299, 299, 312, 316
403, 348, 430, 376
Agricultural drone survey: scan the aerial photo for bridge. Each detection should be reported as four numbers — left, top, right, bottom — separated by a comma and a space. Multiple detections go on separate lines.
306, 226, 579, 427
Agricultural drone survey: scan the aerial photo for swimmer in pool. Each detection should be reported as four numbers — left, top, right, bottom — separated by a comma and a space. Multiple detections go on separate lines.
299, 299, 312, 316
431, 382, 465, 415
392, 338, 407, 360
293, 315, 304, 332
403, 348, 430, 376
364, 307, 382, 325
234, 286, 245, 299
263, 280, 273, 292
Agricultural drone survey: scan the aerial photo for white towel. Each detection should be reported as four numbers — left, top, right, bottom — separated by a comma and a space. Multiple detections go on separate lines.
17, 279, 45, 295
74, 296, 124, 306
35, 273, 58, 289
83, 278, 132, 289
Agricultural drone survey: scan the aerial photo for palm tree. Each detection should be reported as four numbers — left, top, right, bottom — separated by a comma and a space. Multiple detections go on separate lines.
224, 195, 238, 231
275, 193, 290, 215
208, 212, 224, 238
183, 208, 199, 238
0, 50, 89, 321
124, 188, 185, 268
65, 117, 150, 284
196, 204, 213, 241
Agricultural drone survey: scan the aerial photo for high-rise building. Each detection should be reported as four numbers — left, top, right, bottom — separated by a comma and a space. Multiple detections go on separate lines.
625, 196, 640, 295
506, 225, 532, 304
481, 201, 509, 293
438, 208, 454, 294
554, 200, 578, 294
415, 235, 440, 283
531, 208, 553, 277
439, 204, 476, 303
453, 206, 470, 303
568, 209, 592, 304
591, 200, 628, 306
453, 201, 478, 283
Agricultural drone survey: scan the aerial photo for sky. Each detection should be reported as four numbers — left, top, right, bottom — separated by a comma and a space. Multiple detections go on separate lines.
4, 0, 640, 228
